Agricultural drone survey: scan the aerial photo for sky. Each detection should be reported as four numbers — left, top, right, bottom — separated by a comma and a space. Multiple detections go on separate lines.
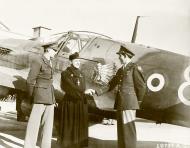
0, 0, 190, 55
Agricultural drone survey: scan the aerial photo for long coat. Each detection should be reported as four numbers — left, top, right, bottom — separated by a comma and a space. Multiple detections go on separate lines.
97, 62, 146, 111
59, 65, 88, 148
26, 55, 55, 104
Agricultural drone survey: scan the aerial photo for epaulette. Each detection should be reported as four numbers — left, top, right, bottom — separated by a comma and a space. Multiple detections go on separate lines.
137, 65, 143, 72
132, 63, 143, 72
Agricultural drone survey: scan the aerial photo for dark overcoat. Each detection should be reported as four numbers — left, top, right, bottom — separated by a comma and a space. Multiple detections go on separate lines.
26, 55, 55, 104
59, 65, 88, 147
61, 66, 86, 100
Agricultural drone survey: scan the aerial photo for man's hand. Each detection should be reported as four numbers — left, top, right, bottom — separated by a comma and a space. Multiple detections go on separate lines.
84, 89, 96, 96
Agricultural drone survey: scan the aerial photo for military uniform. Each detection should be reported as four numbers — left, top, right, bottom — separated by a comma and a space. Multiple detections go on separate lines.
59, 65, 88, 148
97, 62, 146, 148
111, 62, 145, 110
24, 55, 55, 148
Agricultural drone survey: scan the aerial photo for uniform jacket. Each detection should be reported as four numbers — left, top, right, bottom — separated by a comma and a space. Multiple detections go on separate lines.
27, 55, 55, 104
97, 62, 146, 110
61, 65, 87, 102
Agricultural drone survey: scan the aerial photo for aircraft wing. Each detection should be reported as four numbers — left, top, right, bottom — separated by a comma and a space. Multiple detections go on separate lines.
0, 38, 41, 53
0, 38, 42, 91
0, 66, 28, 91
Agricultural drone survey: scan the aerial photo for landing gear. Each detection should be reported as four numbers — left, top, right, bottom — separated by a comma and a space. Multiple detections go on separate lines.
15, 91, 28, 122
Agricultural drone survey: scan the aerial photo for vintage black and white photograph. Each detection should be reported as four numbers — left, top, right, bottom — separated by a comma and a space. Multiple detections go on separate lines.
0, 0, 190, 148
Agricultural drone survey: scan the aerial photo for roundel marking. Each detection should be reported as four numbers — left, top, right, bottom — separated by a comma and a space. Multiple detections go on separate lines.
147, 73, 165, 92
178, 66, 190, 106
178, 82, 190, 106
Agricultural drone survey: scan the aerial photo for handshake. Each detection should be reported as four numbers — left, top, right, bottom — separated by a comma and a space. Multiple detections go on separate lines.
84, 89, 96, 96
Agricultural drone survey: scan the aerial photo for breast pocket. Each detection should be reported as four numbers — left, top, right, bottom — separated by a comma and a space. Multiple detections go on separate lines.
41, 64, 52, 75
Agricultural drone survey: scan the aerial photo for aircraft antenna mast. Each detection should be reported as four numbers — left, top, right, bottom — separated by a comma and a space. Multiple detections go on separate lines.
131, 16, 140, 43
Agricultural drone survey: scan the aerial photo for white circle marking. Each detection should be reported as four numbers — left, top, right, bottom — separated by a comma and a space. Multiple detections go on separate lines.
147, 73, 165, 92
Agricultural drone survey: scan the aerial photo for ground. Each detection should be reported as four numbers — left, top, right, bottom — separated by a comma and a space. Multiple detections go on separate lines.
0, 102, 190, 148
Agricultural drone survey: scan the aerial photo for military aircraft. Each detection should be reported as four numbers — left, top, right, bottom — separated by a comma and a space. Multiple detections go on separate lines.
0, 17, 190, 127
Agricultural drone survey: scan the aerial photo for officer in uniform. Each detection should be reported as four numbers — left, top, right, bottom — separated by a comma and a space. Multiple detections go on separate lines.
24, 42, 58, 148
97, 45, 146, 148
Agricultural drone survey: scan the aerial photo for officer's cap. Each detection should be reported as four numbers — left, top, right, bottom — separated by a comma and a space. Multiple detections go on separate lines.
116, 45, 135, 58
69, 52, 80, 61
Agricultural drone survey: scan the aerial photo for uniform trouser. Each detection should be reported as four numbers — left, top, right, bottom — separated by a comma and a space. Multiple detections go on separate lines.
117, 110, 136, 148
24, 104, 54, 148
